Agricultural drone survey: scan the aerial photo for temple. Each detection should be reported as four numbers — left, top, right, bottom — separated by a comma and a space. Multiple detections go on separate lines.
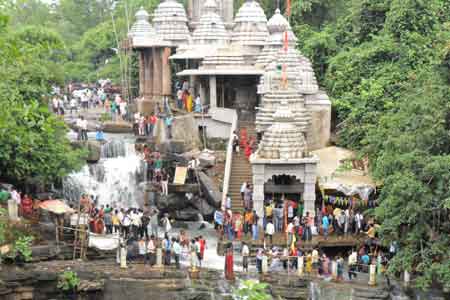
128, 0, 332, 219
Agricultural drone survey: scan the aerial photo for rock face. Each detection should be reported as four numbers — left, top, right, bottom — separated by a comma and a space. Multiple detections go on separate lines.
198, 171, 222, 208
71, 140, 102, 163
102, 121, 133, 133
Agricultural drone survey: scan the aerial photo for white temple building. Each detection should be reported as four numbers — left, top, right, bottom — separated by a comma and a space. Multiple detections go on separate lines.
128, 0, 332, 218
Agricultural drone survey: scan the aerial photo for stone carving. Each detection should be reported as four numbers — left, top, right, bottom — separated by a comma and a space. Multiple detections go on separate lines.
153, 0, 190, 46
192, 0, 229, 45
231, 0, 269, 47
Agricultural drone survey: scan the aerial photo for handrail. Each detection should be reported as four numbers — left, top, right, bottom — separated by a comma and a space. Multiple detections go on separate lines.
220, 109, 238, 209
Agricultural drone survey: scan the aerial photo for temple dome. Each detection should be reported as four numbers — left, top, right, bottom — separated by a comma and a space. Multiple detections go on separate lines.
231, 0, 269, 47
256, 101, 307, 160
192, 0, 229, 44
256, 8, 297, 67
128, 7, 155, 39
153, 0, 190, 46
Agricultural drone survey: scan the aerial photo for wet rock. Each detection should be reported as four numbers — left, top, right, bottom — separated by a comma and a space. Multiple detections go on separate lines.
102, 121, 133, 133
198, 171, 222, 208
198, 151, 216, 168
86, 141, 102, 163
155, 194, 190, 211
71, 141, 102, 163
77, 279, 104, 292
174, 207, 202, 221
189, 196, 215, 219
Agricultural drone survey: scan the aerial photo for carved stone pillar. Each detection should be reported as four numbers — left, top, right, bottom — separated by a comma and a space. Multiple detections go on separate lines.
143, 49, 153, 98
161, 47, 172, 96
303, 162, 317, 216
209, 75, 217, 108
139, 51, 145, 97
252, 164, 265, 226
153, 47, 162, 99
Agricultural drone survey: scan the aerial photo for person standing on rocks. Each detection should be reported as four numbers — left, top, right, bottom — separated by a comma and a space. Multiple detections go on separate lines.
224, 244, 234, 280
165, 114, 173, 139
161, 169, 169, 196
162, 213, 171, 234
163, 233, 171, 266
147, 235, 156, 266
172, 237, 181, 269
150, 209, 159, 238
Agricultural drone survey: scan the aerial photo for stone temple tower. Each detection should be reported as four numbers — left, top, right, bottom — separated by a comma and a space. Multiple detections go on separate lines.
188, 0, 234, 30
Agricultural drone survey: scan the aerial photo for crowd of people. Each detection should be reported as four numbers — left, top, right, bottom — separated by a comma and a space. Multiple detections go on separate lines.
240, 242, 391, 282
175, 80, 202, 113
77, 194, 208, 270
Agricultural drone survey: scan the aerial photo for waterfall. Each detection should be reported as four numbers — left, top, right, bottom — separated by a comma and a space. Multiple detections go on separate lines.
63, 139, 145, 209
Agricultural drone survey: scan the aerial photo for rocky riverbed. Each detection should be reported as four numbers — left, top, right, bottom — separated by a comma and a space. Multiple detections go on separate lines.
0, 259, 398, 300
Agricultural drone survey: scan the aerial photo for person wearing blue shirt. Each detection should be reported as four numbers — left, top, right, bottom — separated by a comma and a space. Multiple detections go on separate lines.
95, 128, 104, 141
165, 115, 173, 139
322, 215, 330, 239
361, 253, 370, 265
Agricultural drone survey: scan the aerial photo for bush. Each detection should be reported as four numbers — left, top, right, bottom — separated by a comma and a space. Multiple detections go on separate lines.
57, 270, 80, 292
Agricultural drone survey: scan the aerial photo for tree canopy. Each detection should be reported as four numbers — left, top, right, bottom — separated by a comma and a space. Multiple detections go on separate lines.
0, 8, 84, 190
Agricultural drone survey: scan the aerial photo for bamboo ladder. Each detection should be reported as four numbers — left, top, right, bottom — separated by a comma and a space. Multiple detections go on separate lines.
72, 200, 87, 260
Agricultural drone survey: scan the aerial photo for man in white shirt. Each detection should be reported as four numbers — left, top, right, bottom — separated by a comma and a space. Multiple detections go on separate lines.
240, 182, 247, 202
77, 116, 88, 141
119, 101, 127, 120
70, 98, 77, 115
225, 194, 231, 210
265, 220, 275, 245
172, 238, 182, 269
348, 250, 358, 279
241, 242, 249, 272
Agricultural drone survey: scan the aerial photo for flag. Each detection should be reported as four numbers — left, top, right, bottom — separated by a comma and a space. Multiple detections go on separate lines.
283, 31, 289, 52
286, 0, 291, 17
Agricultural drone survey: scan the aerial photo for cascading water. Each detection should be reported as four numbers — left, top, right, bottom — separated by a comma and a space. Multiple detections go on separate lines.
63, 138, 145, 209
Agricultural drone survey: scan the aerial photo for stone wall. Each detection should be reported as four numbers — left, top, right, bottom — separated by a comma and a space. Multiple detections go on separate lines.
305, 92, 332, 151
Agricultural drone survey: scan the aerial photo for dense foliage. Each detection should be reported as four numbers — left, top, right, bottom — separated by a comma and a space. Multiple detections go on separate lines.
0, 6, 84, 189
294, 0, 450, 290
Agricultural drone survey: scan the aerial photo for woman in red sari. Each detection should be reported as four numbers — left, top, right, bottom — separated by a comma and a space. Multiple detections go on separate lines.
224, 245, 234, 280
21, 194, 33, 217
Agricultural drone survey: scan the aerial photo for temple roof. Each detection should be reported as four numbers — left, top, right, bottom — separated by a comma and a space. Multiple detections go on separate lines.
256, 9, 297, 67
128, 7, 169, 48
153, 0, 190, 46
192, 0, 229, 45
255, 101, 308, 160
231, 0, 269, 47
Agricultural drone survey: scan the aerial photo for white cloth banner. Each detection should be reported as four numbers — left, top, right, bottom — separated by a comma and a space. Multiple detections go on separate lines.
88, 233, 119, 251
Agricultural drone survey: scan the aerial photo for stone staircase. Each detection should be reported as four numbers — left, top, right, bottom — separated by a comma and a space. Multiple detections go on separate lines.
228, 121, 255, 212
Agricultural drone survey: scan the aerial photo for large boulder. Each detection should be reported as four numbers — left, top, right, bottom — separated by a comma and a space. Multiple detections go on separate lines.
198, 171, 222, 208
189, 196, 215, 220
155, 194, 190, 211
198, 151, 216, 168
86, 141, 102, 163
174, 207, 201, 221
102, 121, 133, 133
71, 140, 101, 163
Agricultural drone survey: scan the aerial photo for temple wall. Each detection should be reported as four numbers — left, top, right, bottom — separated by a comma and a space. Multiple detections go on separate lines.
305, 93, 332, 151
